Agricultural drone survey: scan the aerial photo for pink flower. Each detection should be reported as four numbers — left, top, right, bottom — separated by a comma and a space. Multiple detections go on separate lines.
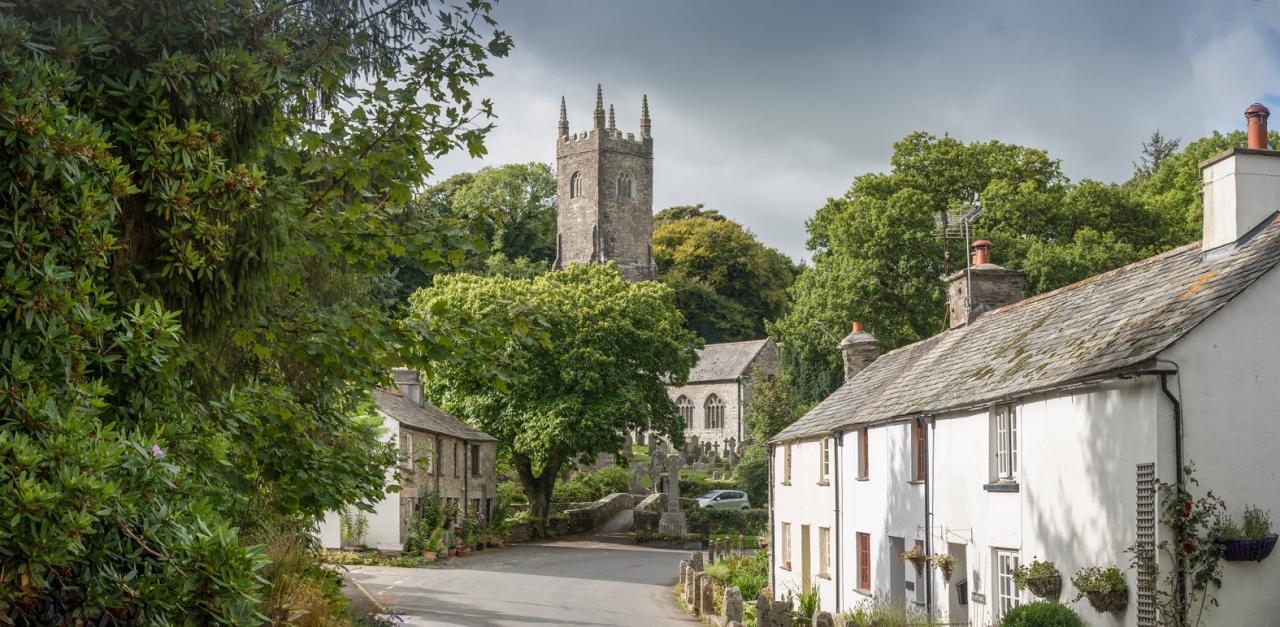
150, 444, 165, 459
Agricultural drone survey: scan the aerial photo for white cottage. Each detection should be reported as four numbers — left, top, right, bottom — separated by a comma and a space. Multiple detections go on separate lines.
667, 338, 778, 448
770, 105, 1280, 626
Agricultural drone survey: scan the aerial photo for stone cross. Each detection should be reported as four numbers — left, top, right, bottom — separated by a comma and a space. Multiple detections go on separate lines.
664, 453, 682, 511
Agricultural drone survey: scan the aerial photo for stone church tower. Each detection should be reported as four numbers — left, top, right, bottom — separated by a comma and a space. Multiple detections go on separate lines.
552, 85, 656, 282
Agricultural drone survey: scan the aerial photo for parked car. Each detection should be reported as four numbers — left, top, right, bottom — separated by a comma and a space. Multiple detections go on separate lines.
697, 490, 750, 510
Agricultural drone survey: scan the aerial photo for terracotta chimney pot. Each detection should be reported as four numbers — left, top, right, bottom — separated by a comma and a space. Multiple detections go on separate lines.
851, 321, 863, 333
1246, 103, 1270, 150
971, 240, 994, 266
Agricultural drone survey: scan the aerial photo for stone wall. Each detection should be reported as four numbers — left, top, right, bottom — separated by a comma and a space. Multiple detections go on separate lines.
632, 492, 666, 533
397, 428, 498, 544
668, 380, 743, 449
564, 492, 636, 534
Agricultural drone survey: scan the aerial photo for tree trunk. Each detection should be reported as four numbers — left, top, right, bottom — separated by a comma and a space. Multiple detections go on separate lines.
514, 454, 564, 538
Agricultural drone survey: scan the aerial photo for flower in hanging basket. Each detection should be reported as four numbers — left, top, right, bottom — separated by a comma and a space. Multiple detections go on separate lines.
899, 545, 927, 576
1012, 558, 1062, 599
1070, 565, 1128, 613
1217, 505, 1278, 562
930, 553, 957, 583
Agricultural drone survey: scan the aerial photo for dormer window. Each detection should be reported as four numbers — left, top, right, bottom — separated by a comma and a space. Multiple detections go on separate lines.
616, 171, 633, 198
570, 171, 582, 198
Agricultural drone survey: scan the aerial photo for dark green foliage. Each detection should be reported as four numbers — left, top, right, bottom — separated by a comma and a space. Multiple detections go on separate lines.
733, 445, 770, 506
2, 0, 512, 620
1000, 602, 1083, 627
551, 464, 632, 502
685, 508, 768, 536
680, 474, 739, 500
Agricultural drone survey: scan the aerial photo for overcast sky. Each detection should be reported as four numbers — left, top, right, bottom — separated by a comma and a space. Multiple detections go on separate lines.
429, 0, 1280, 261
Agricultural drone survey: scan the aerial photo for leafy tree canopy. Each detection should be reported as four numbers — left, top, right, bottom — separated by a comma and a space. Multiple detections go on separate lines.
410, 264, 700, 532
653, 208, 796, 343
2, 0, 512, 620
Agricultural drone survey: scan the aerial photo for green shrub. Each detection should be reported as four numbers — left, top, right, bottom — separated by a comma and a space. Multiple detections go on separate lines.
793, 588, 820, 618
1220, 504, 1274, 540
686, 508, 768, 536
1070, 565, 1127, 601
552, 476, 599, 503
592, 465, 632, 495
1000, 601, 1083, 627
839, 597, 936, 626
733, 446, 769, 505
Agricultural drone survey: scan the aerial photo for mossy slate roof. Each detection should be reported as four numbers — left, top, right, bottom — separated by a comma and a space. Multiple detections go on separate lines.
373, 389, 495, 442
687, 339, 772, 383
774, 219, 1280, 442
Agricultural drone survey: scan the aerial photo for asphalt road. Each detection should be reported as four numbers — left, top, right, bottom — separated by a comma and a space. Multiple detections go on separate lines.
347, 530, 698, 627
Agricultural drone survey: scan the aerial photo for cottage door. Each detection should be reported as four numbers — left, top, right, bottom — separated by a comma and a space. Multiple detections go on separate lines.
800, 524, 812, 593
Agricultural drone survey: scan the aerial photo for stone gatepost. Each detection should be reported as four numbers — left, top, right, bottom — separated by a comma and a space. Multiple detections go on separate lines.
767, 601, 791, 627
684, 569, 696, 605
723, 586, 744, 624
755, 593, 770, 620
812, 611, 835, 627
689, 550, 703, 572
678, 559, 689, 587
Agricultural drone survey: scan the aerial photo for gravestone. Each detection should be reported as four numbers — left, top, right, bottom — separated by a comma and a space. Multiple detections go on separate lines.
724, 586, 744, 624
629, 462, 646, 494
658, 453, 688, 535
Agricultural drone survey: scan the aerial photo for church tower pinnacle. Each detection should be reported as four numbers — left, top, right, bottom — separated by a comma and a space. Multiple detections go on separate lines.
553, 85, 656, 282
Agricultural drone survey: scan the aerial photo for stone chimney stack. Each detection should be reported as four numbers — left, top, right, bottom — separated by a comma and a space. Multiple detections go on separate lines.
391, 368, 424, 406
1200, 103, 1280, 251
839, 321, 879, 381
945, 240, 1027, 328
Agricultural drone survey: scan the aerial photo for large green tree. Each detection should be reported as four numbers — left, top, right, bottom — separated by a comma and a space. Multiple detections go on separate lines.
2, 0, 512, 621
652, 206, 796, 343
410, 264, 700, 533
772, 132, 1174, 405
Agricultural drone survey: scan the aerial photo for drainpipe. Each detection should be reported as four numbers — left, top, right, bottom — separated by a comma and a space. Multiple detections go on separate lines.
924, 416, 934, 617
1159, 369, 1187, 623
834, 430, 843, 612
738, 378, 744, 443
464, 438, 470, 519
768, 441, 776, 599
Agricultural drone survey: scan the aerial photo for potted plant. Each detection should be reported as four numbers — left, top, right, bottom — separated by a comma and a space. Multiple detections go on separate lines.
1013, 558, 1062, 599
1071, 565, 1128, 613
422, 528, 444, 562
456, 536, 470, 557
931, 553, 957, 583
899, 545, 927, 576
1218, 505, 1278, 562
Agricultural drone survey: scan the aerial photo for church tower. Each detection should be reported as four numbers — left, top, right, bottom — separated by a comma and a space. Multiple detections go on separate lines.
552, 85, 656, 282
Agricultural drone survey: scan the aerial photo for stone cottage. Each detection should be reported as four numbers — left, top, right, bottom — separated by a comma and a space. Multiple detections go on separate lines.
667, 338, 779, 450
317, 368, 497, 551
769, 104, 1280, 626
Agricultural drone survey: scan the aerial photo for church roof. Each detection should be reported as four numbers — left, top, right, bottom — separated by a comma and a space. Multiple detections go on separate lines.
686, 339, 773, 383
373, 389, 496, 442
774, 218, 1280, 441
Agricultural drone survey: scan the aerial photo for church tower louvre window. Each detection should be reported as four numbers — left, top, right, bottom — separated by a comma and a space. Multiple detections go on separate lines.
551, 84, 656, 282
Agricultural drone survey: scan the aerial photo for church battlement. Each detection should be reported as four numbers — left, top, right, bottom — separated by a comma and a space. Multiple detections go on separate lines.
552, 84, 656, 282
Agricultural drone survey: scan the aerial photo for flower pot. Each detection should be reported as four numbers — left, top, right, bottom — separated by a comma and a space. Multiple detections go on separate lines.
940, 566, 954, 583
1219, 535, 1278, 562
1026, 574, 1061, 599
493, 540, 505, 549
908, 556, 927, 577
447, 548, 458, 557
421, 551, 437, 562
458, 547, 471, 557
1086, 589, 1128, 613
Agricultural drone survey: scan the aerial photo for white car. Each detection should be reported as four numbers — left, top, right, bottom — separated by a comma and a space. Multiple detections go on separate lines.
697, 489, 750, 510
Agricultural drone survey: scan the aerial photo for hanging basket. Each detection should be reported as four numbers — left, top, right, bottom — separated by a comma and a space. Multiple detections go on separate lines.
1219, 535, 1278, 562
1086, 589, 1128, 613
908, 556, 927, 576
940, 565, 954, 583
1026, 574, 1061, 599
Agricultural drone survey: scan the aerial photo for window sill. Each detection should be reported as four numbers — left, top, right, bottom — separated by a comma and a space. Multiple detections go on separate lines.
855, 476, 869, 482
983, 481, 1020, 493
908, 479, 926, 485
817, 573, 831, 580
781, 481, 792, 486
853, 588, 872, 597
817, 480, 830, 486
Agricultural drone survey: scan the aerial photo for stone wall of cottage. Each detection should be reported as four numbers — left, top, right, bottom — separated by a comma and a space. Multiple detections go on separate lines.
397, 425, 497, 543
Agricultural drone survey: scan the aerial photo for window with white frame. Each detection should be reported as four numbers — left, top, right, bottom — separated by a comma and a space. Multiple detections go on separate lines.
781, 522, 792, 567
818, 527, 831, 577
819, 437, 831, 483
704, 394, 724, 429
676, 395, 693, 428
400, 432, 414, 472
993, 405, 1018, 481
995, 549, 1022, 619
783, 442, 792, 484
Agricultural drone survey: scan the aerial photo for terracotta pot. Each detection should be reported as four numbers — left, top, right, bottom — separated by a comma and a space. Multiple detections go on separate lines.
421, 551, 437, 562
493, 540, 505, 548
1086, 589, 1128, 613
1026, 573, 1061, 599
447, 548, 458, 557
458, 547, 471, 557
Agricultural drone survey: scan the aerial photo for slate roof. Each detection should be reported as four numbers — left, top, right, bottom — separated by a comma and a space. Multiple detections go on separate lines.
774, 218, 1280, 441
373, 389, 496, 442
687, 339, 772, 383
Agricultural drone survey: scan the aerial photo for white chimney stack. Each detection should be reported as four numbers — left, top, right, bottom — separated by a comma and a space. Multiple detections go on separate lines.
1200, 103, 1280, 251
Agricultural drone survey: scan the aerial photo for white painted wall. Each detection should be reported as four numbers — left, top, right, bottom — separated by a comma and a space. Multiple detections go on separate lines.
1164, 264, 1280, 626
772, 436, 838, 612
316, 412, 402, 550
1201, 151, 1280, 250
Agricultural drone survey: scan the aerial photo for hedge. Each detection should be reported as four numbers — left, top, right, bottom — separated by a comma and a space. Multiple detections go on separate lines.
686, 507, 768, 536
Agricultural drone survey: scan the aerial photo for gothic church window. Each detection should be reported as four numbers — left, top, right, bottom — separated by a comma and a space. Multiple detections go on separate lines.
570, 171, 582, 198
704, 394, 725, 429
677, 395, 693, 428
617, 171, 633, 198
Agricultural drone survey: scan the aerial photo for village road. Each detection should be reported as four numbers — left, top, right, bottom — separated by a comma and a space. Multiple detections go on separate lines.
346, 532, 697, 626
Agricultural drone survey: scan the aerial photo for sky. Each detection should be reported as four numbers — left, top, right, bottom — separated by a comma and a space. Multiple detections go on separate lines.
430, 0, 1280, 262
